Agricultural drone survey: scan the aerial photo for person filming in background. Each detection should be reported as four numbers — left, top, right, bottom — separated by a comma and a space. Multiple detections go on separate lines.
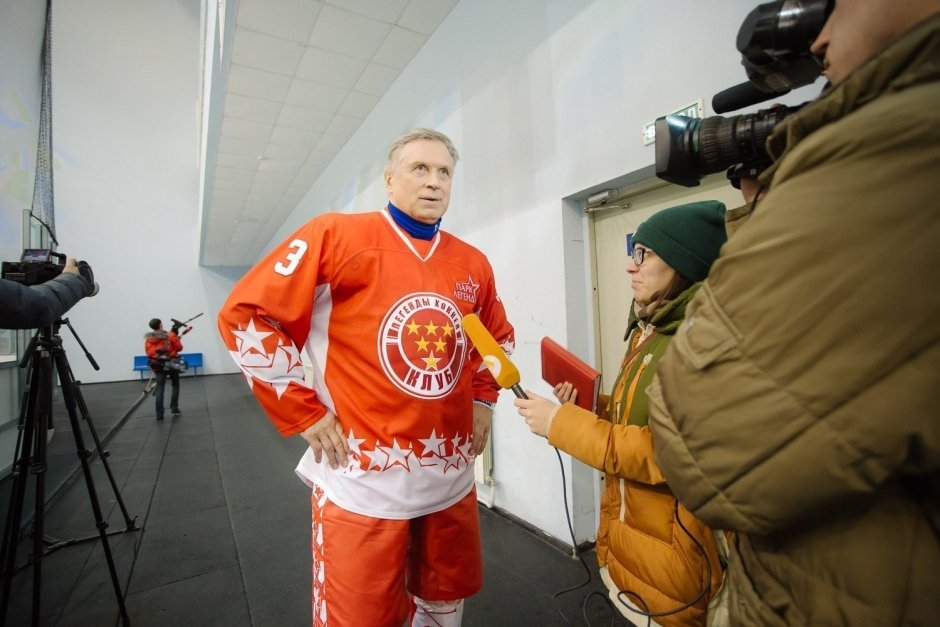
0, 257, 95, 329
144, 318, 187, 420
648, 2, 940, 625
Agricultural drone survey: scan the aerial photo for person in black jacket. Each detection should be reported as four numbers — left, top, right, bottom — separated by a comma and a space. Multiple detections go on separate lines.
0, 258, 95, 329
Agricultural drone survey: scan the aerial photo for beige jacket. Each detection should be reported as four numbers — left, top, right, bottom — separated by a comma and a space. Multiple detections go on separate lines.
648, 14, 940, 627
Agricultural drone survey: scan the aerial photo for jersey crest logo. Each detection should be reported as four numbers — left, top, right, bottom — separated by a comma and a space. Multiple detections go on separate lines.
378, 292, 466, 399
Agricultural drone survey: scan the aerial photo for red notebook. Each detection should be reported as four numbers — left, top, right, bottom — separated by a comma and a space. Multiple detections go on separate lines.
540, 337, 601, 413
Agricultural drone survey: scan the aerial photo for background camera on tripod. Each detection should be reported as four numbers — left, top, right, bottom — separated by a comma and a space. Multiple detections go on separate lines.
1, 249, 99, 297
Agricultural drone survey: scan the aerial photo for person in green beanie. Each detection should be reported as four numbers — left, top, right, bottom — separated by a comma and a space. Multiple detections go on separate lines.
514, 200, 728, 626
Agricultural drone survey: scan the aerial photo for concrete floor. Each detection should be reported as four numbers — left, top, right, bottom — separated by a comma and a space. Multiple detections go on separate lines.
0, 373, 632, 626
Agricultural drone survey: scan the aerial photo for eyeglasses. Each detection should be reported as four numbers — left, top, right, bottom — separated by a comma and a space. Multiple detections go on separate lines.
631, 246, 656, 266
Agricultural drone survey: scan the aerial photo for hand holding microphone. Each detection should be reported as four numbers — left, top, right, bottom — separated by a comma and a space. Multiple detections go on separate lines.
513, 391, 561, 438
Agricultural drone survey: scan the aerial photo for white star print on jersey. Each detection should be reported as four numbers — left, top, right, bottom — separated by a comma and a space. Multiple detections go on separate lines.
228, 317, 305, 399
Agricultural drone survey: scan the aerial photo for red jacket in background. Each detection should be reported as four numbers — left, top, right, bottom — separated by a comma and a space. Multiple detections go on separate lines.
145, 330, 183, 367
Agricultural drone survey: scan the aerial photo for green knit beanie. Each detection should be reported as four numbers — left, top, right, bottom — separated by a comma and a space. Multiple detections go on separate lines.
633, 200, 728, 282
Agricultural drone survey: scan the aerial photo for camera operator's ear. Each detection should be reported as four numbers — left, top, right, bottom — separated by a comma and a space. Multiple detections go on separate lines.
76, 260, 99, 297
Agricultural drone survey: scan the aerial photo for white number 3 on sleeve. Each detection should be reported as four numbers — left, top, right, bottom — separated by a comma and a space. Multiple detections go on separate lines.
274, 239, 308, 276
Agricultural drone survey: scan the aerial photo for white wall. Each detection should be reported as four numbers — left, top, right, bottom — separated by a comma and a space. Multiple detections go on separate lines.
257, 0, 822, 543
0, 0, 44, 259
48, 0, 238, 383
0, 0, 49, 475
20, 0, 823, 543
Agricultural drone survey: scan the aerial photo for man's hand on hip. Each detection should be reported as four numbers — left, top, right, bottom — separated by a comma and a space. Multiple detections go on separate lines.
471, 403, 493, 456
300, 412, 350, 469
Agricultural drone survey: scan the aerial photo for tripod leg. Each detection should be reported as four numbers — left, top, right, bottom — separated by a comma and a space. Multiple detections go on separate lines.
29, 360, 53, 626
69, 379, 138, 530
0, 335, 53, 627
0, 352, 45, 626
53, 349, 131, 625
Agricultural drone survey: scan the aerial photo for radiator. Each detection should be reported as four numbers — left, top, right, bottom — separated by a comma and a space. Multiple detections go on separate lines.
473, 437, 493, 484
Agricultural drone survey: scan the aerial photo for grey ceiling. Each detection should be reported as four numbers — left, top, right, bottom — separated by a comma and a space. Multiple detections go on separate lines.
200, 0, 459, 267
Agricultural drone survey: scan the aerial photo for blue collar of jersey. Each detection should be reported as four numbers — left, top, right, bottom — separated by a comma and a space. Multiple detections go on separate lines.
387, 202, 440, 240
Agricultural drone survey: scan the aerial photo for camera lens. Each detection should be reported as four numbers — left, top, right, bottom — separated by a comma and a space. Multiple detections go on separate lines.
655, 105, 799, 187
697, 112, 775, 174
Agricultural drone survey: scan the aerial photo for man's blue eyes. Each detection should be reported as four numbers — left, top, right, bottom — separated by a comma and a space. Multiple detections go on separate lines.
414, 165, 449, 176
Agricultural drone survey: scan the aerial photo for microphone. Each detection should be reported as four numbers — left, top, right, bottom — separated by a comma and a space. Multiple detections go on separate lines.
461, 313, 528, 399
712, 80, 788, 113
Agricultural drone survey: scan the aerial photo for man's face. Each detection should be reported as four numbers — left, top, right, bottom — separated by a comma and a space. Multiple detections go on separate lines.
811, 0, 940, 85
385, 139, 454, 224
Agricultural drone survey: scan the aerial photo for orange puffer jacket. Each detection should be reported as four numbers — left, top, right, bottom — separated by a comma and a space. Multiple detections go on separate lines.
548, 286, 725, 626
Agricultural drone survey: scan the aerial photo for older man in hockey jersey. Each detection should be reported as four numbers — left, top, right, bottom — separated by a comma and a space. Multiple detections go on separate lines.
218, 128, 514, 626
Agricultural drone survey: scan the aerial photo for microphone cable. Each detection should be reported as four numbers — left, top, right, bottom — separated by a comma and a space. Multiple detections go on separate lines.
611, 500, 712, 627
548, 445, 615, 627
549, 456, 713, 626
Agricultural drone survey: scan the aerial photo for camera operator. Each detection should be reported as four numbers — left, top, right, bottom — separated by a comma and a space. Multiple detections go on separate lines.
648, 2, 940, 626
0, 257, 95, 329
144, 318, 184, 420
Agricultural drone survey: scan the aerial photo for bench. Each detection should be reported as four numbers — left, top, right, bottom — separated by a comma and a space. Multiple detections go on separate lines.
132, 353, 203, 380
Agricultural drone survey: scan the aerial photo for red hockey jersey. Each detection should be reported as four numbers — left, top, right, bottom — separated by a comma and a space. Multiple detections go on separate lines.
218, 209, 515, 519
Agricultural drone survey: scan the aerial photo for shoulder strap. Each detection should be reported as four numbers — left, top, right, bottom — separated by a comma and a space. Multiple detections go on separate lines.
608, 330, 660, 423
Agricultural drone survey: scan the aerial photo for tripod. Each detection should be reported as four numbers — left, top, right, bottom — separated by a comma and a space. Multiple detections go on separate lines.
0, 320, 138, 626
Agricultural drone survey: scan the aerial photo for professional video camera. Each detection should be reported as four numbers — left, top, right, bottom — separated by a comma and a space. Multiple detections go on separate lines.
1, 248, 98, 294
654, 0, 833, 188
162, 356, 189, 372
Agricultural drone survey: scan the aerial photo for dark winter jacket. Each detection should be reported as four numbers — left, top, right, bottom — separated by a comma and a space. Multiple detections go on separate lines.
0, 273, 93, 329
649, 13, 940, 626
